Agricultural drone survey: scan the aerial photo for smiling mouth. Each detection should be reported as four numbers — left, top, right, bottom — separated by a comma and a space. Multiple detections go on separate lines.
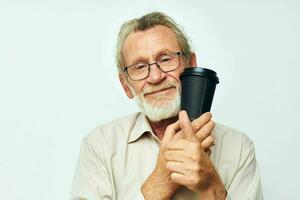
144, 86, 175, 96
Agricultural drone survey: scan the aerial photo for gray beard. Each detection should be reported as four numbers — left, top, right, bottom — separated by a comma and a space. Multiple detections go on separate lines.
131, 87, 181, 122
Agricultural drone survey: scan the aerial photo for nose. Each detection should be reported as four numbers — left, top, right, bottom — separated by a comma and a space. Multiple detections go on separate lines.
147, 63, 167, 84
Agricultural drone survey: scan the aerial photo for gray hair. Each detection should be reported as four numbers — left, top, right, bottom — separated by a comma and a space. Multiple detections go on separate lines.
115, 11, 193, 72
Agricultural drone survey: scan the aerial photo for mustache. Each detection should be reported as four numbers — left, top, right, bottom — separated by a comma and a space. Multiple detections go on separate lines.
142, 81, 179, 95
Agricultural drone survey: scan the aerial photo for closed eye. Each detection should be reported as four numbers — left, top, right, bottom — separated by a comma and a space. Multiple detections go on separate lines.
133, 63, 147, 70
160, 56, 172, 63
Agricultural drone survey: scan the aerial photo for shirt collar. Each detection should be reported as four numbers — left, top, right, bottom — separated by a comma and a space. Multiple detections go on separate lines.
128, 112, 154, 143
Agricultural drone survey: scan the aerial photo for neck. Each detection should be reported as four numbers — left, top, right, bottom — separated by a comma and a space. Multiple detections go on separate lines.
148, 116, 178, 141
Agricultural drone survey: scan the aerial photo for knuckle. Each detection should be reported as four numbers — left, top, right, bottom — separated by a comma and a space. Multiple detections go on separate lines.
210, 120, 215, 129
174, 131, 183, 140
170, 172, 176, 180
191, 142, 201, 150
208, 120, 215, 131
165, 125, 173, 132
191, 153, 201, 161
204, 120, 215, 130
165, 161, 171, 169
192, 120, 201, 130
202, 112, 212, 122
165, 142, 171, 149
193, 116, 206, 130
195, 176, 201, 184
191, 154, 198, 161
207, 135, 214, 143
196, 154, 203, 162
192, 162, 201, 171
191, 176, 200, 185
190, 153, 196, 161
192, 124, 199, 131
206, 112, 212, 118
203, 129, 211, 137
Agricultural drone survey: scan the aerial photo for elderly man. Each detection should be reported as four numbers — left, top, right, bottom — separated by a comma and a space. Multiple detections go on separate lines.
71, 12, 262, 200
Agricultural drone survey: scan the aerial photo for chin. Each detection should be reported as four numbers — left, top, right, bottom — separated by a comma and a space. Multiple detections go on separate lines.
146, 96, 174, 107
136, 93, 181, 122
146, 106, 180, 122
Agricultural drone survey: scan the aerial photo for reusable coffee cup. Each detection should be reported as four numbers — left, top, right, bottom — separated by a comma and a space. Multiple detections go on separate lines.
180, 67, 219, 121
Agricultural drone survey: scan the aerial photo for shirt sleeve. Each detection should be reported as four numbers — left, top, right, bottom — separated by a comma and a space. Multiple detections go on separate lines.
226, 135, 263, 200
70, 138, 115, 200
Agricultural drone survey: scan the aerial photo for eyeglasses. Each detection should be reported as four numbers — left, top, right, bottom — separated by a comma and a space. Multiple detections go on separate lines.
123, 51, 184, 81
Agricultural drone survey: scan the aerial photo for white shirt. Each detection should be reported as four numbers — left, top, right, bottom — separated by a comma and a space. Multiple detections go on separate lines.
71, 112, 263, 200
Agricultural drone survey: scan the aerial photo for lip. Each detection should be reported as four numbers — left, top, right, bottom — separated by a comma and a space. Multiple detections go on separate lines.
144, 86, 175, 96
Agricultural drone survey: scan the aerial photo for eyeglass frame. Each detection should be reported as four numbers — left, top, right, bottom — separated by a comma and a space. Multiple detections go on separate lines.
122, 51, 184, 81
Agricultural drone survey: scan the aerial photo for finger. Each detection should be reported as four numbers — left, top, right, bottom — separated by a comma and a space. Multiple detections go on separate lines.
195, 120, 215, 142
191, 112, 212, 132
166, 138, 192, 150
179, 111, 196, 140
166, 161, 187, 175
164, 150, 188, 162
175, 117, 214, 141
167, 139, 204, 162
201, 135, 215, 150
162, 120, 180, 143
173, 130, 183, 140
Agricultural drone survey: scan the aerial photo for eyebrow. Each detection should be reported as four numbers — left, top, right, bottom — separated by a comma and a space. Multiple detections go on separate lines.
129, 48, 177, 66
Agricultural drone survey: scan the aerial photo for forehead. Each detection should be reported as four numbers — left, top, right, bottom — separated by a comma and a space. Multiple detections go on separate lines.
122, 25, 180, 64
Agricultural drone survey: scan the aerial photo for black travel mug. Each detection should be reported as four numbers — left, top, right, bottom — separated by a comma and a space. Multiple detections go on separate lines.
180, 67, 219, 121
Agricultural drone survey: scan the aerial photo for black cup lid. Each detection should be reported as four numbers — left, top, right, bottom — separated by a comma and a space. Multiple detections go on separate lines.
180, 67, 219, 83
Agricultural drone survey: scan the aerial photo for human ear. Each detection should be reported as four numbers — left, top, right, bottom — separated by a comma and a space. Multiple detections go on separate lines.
189, 53, 198, 67
118, 73, 134, 99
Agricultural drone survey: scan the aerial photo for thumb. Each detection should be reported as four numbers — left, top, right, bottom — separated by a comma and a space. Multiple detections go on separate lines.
162, 120, 180, 144
179, 110, 197, 140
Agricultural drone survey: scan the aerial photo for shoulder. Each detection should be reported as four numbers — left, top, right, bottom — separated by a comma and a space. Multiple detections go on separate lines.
82, 112, 141, 149
212, 124, 261, 191
212, 123, 255, 163
214, 123, 254, 148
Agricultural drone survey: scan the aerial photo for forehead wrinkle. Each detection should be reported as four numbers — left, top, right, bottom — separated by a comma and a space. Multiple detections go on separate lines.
122, 25, 180, 66
129, 48, 179, 66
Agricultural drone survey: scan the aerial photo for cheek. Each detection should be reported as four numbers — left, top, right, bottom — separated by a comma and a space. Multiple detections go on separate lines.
129, 80, 147, 94
166, 69, 182, 85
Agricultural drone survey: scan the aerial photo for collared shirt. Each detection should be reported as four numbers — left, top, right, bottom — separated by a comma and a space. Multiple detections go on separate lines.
71, 112, 263, 200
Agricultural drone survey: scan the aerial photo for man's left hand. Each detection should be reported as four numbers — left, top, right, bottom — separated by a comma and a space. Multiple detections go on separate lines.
164, 111, 227, 199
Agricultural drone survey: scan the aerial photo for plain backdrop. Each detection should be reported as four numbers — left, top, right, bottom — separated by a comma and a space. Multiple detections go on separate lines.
0, 0, 299, 199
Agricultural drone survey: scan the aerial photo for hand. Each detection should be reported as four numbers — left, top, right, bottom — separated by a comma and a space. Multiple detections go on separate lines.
141, 112, 216, 199
141, 121, 181, 199
174, 112, 215, 156
165, 111, 226, 198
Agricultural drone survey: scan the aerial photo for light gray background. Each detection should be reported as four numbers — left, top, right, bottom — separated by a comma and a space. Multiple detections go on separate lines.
0, 0, 299, 199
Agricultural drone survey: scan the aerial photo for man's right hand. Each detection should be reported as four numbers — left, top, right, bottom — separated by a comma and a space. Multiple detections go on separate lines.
141, 112, 215, 200
174, 112, 215, 155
